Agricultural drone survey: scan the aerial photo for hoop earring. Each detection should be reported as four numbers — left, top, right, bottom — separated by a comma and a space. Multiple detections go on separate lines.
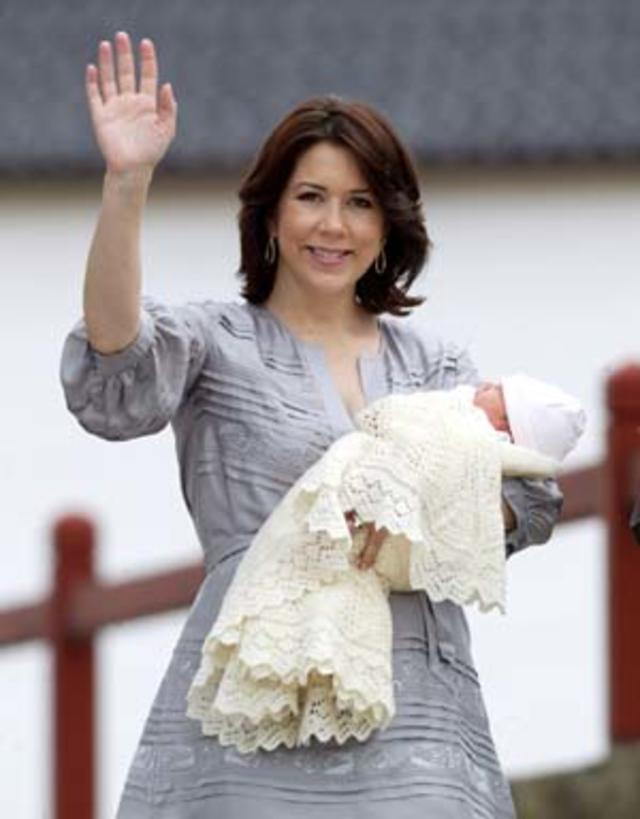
264, 236, 278, 266
374, 247, 387, 275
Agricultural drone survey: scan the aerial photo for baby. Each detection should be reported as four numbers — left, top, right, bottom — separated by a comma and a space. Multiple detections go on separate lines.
187, 374, 585, 754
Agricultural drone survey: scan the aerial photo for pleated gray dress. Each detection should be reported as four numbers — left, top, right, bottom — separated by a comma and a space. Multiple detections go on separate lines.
60, 297, 562, 818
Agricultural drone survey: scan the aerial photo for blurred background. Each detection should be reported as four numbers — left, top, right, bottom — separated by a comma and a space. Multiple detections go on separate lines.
1, 1, 639, 816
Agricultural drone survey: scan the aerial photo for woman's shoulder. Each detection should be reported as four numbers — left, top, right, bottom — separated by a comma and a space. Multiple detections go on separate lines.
141, 295, 256, 342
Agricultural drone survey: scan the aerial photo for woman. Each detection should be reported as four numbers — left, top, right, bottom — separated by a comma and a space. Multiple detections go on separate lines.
61, 31, 562, 818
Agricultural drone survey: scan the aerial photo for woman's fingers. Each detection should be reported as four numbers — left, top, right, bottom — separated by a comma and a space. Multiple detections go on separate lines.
138, 38, 158, 98
356, 524, 376, 569
345, 512, 388, 570
97, 40, 117, 100
85, 63, 103, 115
157, 82, 177, 126
344, 509, 358, 534
84, 32, 175, 171
92, 33, 156, 102
114, 31, 136, 94
356, 522, 388, 569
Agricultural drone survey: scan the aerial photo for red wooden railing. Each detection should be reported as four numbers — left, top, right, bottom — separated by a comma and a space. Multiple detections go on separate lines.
1, 365, 639, 819
606, 366, 640, 739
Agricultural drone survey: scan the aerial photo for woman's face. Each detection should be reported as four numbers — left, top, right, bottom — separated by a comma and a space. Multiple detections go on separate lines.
270, 140, 385, 299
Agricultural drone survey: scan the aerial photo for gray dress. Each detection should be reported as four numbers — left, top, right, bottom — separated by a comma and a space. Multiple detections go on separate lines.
60, 297, 562, 818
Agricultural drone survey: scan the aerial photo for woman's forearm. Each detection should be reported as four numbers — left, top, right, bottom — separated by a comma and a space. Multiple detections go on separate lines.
83, 167, 153, 354
502, 477, 564, 557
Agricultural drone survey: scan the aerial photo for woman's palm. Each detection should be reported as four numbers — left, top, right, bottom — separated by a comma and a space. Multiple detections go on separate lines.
86, 33, 176, 173
94, 92, 174, 171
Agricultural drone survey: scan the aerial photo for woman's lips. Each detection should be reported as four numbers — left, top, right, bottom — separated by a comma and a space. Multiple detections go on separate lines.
307, 246, 353, 266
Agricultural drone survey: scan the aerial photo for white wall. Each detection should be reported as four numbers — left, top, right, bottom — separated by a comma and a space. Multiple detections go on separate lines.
1, 164, 638, 817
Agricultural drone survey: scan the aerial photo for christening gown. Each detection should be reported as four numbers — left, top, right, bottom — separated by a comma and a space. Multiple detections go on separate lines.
60, 297, 562, 819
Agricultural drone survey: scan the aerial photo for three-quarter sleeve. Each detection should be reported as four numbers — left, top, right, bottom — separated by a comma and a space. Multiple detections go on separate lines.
501, 477, 564, 556
60, 297, 210, 441
445, 340, 564, 557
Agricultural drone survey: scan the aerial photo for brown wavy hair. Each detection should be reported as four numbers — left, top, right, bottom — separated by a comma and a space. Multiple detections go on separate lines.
236, 95, 430, 316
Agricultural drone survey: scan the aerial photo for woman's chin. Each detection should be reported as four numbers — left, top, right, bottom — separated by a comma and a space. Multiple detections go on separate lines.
307, 261, 366, 288
307, 275, 359, 299
277, 259, 367, 299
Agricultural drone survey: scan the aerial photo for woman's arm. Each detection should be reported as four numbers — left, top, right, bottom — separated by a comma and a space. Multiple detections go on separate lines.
502, 478, 564, 556
60, 33, 209, 441
82, 32, 177, 353
84, 168, 151, 353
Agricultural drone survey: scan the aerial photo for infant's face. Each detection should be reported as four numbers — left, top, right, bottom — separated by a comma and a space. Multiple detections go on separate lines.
473, 383, 512, 436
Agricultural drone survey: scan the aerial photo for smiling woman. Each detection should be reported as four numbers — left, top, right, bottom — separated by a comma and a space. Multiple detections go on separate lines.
237, 95, 430, 315
60, 32, 563, 819
264, 142, 386, 354
268, 142, 384, 292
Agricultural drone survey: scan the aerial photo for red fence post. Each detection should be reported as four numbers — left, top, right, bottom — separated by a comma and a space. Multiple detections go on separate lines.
52, 515, 96, 819
607, 364, 640, 742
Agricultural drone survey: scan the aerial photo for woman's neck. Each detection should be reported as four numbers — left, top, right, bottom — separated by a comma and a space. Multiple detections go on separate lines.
263, 289, 375, 345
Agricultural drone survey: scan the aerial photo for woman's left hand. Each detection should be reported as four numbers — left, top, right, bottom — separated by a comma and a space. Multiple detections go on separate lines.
344, 510, 389, 570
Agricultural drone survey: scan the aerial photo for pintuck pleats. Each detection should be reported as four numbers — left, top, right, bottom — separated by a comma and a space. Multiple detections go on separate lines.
57, 296, 554, 818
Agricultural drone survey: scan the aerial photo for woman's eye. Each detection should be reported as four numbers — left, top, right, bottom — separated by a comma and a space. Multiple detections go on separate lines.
297, 191, 322, 202
351, 196, 373, 209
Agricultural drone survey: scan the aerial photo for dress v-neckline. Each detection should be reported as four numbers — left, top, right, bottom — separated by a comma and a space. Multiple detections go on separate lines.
248, 302, 388, 432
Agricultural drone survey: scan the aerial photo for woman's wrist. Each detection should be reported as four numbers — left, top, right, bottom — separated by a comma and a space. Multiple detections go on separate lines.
103, 166, 154, 199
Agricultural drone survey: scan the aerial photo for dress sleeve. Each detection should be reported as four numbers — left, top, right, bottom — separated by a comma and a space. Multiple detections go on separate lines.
443, 341, 564, 558
59, 296, 210, 441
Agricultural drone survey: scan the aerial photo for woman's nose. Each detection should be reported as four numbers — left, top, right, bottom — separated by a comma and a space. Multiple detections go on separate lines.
319, 201, 346, 234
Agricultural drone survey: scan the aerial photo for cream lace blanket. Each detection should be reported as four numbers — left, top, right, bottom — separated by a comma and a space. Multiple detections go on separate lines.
186, 386, 557, 753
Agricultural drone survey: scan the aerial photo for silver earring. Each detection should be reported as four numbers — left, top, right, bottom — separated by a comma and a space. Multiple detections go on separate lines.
265, 236, 278, 265
374, 247, 387, 275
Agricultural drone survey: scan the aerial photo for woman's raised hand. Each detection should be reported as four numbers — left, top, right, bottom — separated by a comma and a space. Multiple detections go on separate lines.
85, 32, 177, 174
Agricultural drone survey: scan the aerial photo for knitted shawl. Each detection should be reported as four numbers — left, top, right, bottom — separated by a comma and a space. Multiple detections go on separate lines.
186, 386, 557, 753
